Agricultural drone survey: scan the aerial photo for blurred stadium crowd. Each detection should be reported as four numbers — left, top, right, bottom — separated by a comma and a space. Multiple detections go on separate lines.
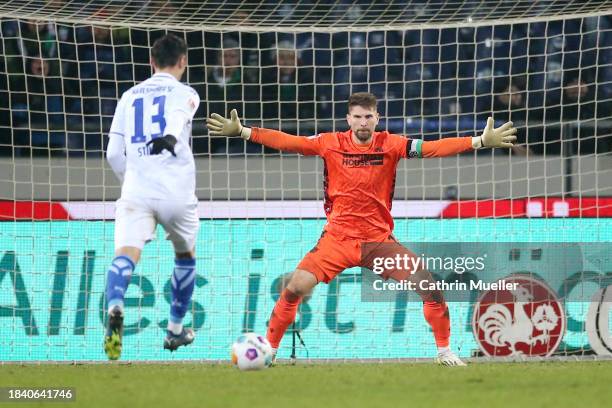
0, 11, 610, 157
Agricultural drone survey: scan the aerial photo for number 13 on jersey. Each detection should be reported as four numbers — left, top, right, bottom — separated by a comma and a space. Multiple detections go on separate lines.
131, 96, 166, 144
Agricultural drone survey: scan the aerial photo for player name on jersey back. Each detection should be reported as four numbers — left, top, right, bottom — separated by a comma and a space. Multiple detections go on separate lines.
131, 85, 176, 94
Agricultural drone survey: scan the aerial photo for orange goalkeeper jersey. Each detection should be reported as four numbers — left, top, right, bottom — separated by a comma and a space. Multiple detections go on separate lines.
250, 128, 473, 240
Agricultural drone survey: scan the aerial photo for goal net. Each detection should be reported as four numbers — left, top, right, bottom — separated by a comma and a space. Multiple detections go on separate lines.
0, 0, 611, 362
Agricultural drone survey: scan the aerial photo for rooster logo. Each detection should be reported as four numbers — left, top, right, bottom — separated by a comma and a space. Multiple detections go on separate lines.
473, 275, 565, 357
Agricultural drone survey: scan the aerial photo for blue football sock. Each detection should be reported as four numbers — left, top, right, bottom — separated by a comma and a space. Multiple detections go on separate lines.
169, 258, 196, 334
105, 255, 135, 313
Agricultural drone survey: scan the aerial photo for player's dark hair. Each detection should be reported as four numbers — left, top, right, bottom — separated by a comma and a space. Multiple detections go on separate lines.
348, 92, 377, 111
151, 34, 187, 68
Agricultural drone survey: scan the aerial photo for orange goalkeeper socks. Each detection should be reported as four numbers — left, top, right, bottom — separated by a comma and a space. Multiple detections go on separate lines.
423, 301, 451, 348
266, 288, 302, 349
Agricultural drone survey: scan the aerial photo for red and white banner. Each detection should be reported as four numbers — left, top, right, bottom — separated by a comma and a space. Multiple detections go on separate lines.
1, 198, 612, 220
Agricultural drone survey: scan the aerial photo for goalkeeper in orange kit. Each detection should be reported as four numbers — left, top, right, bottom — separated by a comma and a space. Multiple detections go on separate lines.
207, 92, 516, 366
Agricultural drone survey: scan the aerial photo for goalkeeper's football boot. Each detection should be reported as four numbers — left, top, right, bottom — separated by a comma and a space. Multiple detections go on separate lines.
436, 349, 467, 366
163, 328, 195, 351
269, 348, 277, 367
104, 306, 124, 360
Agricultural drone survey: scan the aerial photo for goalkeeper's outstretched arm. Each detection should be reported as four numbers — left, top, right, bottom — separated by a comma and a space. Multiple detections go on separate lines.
206, 109, 322, 156
416, 117, 517, 158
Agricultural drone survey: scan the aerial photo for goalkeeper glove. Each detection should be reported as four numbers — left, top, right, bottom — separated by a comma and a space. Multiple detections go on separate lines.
206, 109, 250, 140
473, 117, 517, 149
147, 134, 177, 156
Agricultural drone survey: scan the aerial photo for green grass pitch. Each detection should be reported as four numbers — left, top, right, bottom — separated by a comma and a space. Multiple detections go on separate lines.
1, 361, 610, 407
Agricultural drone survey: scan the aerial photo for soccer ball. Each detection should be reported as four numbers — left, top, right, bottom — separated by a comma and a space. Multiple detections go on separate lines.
231, 333, 273, 371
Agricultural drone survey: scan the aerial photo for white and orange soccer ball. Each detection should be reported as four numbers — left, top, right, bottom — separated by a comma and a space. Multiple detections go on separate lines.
231, 333, 273, 371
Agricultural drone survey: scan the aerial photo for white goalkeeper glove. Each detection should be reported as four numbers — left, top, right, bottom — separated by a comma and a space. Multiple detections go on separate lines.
206, 109, 251, 140
472, 117, 517, 149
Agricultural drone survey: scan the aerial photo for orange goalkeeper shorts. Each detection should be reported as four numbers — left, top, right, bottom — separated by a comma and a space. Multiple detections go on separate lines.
297, 230, 421, 284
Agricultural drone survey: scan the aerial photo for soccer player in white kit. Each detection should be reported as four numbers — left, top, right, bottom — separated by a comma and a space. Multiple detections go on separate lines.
104, 34, 200, 360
